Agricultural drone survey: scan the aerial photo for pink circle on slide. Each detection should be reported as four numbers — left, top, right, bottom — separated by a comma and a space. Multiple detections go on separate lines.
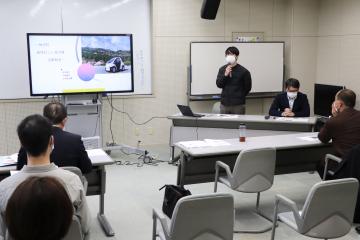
77, 63, 96, 81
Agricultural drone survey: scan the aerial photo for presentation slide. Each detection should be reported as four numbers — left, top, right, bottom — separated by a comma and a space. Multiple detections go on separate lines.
27, 34, 134, 95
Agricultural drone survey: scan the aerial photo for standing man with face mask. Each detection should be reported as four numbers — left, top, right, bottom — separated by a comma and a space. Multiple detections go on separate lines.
216, 46, 252, 114
269, 78, 310, 117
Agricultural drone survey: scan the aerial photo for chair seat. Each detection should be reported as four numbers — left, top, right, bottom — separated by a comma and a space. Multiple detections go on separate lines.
157, 216, 171, 240
219, 177, 231, 188
278, 211, 300, 231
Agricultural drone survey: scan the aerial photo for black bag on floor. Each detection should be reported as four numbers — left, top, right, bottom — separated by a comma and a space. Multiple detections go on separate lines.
159, 185, 191, 218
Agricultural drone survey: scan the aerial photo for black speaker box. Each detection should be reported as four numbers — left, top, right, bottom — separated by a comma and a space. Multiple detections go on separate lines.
200, 0, 221, 20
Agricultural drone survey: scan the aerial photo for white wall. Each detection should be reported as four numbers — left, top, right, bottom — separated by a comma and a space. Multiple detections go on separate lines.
316, 0, 360, 108
0, 0, 321, 154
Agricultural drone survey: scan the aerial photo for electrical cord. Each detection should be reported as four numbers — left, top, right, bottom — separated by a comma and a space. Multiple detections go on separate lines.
109, 95, 115, 143
195, 117, 199, 140
94, 112, 100, 136
106, 94, 167, 126
114, 153, 167, 167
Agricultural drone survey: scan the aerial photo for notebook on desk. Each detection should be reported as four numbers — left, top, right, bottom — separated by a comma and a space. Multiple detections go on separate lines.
177, 105, 204, 118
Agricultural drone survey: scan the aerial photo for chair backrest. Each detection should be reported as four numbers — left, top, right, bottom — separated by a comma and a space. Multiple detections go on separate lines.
169, 193, 234, 240
61, 166, 88, 193
231, 148, 276, 192
212, 102, 221, 114
62, 216, 83, 240
299, 178, 359, 238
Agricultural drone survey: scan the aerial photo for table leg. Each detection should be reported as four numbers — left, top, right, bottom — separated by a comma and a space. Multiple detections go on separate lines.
97, 166, 115, 237
177, 152, 187, 187
169, 146, 180, 164
170, 146, 175, 162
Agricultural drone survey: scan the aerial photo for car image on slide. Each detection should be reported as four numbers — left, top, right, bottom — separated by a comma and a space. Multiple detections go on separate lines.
105, 57, 126, 73
94, 65, 131, 74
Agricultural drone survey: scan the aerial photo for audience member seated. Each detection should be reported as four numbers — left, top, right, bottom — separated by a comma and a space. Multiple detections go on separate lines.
17, 102, 92, 173
0, 114, 91, 239
269, 78, 310, 117
317, 89, 360, 178
5, 176, 73, 240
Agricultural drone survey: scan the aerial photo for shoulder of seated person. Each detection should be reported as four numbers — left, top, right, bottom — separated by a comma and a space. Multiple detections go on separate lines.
297, 92, 307, 97
58, 168, 83, 182
277, 92, 287, 98
61, 130, 81, 139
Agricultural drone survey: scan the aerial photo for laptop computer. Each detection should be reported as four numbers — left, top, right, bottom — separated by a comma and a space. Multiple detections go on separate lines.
177, 104, 204, 117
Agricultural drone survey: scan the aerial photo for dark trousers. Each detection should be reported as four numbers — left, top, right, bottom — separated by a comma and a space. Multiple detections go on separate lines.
220, 104, 245, 115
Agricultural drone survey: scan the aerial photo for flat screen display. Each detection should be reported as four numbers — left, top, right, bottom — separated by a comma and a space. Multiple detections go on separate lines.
314, 83, 344, 117
27, 33, 134, 96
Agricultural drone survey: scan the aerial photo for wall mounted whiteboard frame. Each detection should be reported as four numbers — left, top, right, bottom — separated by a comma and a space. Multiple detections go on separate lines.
189, 41, 285, 101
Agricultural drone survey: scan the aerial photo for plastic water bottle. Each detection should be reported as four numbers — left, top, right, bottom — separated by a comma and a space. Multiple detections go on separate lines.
239, 124, 246, 142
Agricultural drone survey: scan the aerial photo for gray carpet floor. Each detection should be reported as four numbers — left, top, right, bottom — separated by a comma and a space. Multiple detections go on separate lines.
86, 144, 360, 240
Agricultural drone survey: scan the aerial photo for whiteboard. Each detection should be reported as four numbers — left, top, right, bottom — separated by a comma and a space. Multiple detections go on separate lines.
0, 0, 151, 99
190, 42, 284, 97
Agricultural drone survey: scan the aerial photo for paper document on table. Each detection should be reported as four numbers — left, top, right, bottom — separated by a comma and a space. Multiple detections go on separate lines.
204, 139, 231, 146
205, 114, 238, 119
291, 118, 310, 122
275, 117, 309, 123
0, 153, 18, 167
219, 114, 239, 119
178, 139, 231, 148
178, 141, 210, 148
87, 149, 106, 157
10, 170, 19, 176
298, 136, 319, 142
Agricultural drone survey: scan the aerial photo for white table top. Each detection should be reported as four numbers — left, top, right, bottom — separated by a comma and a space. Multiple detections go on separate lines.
168, 113, 318, 125
175, 132, 326, 157
87, 149, 114, 166
0, 149, 114, 173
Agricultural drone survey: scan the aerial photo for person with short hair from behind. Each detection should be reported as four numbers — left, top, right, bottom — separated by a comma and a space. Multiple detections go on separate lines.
0, 114, 90, 239
269, 78, 310, 117
5, 176, 73, 240
216, 46, 252, 114
17, 101, 92, 173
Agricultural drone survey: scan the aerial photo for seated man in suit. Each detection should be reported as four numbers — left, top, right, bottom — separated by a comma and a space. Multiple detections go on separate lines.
269, 78, 310, 117
17, 102, 92, 174
0, 114, 91, 239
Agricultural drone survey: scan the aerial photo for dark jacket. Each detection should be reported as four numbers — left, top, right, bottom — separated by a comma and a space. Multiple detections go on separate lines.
318, 108, 360, 157
216, 64, 252, 106
17, 126, 92, 173
269, 92, 310, 117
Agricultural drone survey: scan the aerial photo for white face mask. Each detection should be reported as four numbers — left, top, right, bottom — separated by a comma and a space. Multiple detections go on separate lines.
287, 92, 298, 99
225, 55, 236, 65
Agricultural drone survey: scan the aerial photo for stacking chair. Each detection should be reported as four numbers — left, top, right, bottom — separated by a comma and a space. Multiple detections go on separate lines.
271, 178, 359, 240
322, 145, 360, 180
61, 166, 88, 193
152, 193, 234, 240
214, 148, 276, 233
63, 216, 84, 240
323, 154, 343, 180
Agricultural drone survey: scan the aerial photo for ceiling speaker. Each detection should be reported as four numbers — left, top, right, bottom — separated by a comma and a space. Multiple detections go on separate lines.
201, 0, 221, 20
